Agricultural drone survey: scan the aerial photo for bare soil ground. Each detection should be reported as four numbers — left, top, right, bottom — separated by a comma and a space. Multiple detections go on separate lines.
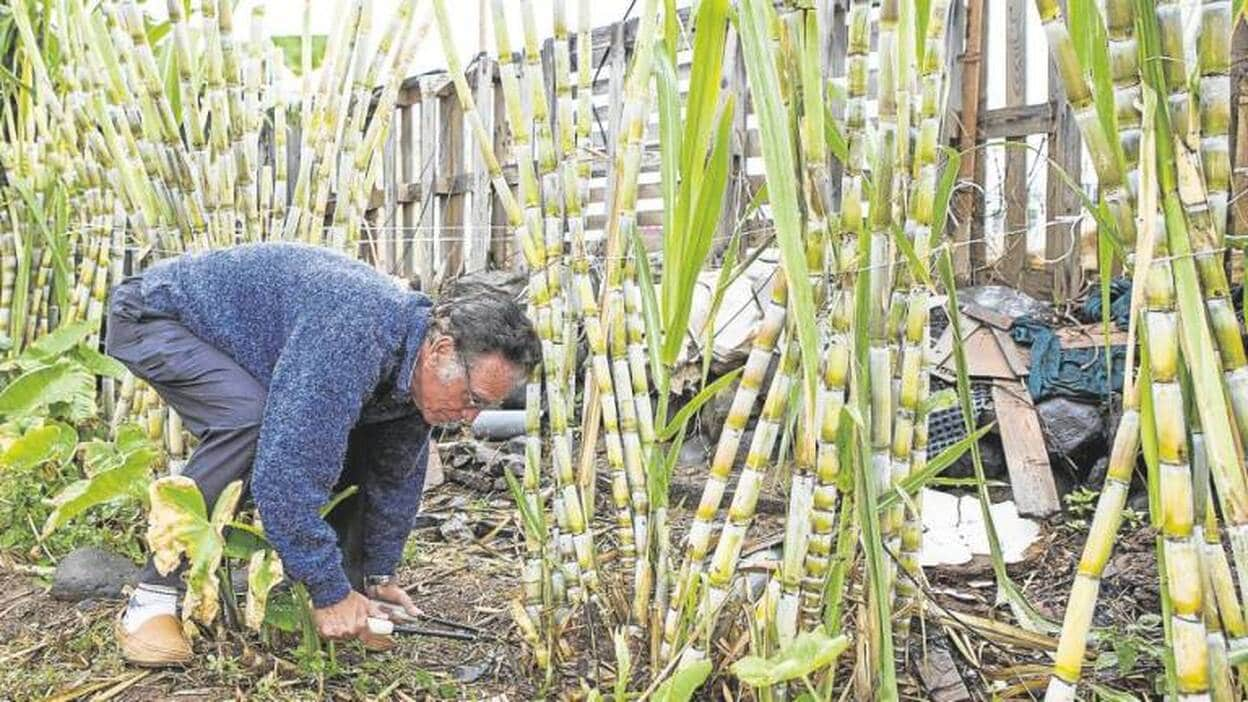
0, 474, 1164, 701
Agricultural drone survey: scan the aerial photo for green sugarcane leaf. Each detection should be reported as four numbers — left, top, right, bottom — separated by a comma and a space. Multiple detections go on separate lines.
681, 0, 729, 180
891, 223, 932, 287
655, 41, 682, 285
0, 361, 94, 419
1068, 0, 1123, 170
920, 388, 958, 415
42, 444, 157, 538
69, 346, 127, 379
148, 477, 242, 626
822, 99, 850, 163
631, 230, 665, 400
928, 147, 962, 249
878, 422, 994, 510
652, 659, 712, 702
659, 367, 744, 442
245, 548, 284, 631
663, 95, 736, 366
737, 0, 819, 412
503, 466, 547, 541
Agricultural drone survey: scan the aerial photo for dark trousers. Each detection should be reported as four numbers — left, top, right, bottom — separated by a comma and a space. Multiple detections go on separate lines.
104, 278, 369, 593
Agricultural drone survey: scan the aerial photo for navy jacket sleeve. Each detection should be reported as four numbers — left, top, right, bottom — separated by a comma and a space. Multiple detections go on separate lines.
251, 313, 387, 608
356, 413, 430, 576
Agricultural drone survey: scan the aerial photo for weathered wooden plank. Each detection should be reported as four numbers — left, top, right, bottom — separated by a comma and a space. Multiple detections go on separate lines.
466, 56, 495, 274
991, 380, 1060, 518
999, 0, 1028, 286
1044, 0, 1082, 303
382, 116, 398, 273
438, 87, 466, 290
398, 101, 415, 278
417, 76, 438, 289
956, 0, 986, 283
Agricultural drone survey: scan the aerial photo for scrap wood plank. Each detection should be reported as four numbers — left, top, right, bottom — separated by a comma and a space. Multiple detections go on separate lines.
939, 325, 1017, 380
990, 327, 1030, 377
1055, 323, 1130, 349
961, 301, 1015, 330
991, 380, 1059, 517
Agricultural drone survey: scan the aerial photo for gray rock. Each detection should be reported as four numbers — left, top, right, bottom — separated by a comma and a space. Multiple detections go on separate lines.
1086, 456, 1110, 488
503, 436, 528, 457
439, 513, 475, 544
51, 547, 140, 602
454, 663, 490, 683
678, 434, 710, 467
1037, 398, 1103, 457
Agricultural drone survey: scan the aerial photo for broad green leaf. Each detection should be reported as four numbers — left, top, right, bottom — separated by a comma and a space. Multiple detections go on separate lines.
42, 445, 156, 538
652, 659, 712, 702
0, 421, 72, 470
262, 590, 302, 633
658, 367, 744, 441
269, 34, 327, 75
245, 548, 285, 631
224, 521, 273, 560
20, 319, 95, 361
148, 477, 243, 626
0, 361, 94, 419
732, 630, 850, 686
69, 346, 127, 378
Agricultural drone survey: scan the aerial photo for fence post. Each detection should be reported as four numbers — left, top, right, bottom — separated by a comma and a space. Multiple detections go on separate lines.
467, 56, 496, 274
999, 0, 1028, 287
954, 0, 985, 284
417, 77, 438, 289
1045, 0, 1082, 303
438, 79, 466, 291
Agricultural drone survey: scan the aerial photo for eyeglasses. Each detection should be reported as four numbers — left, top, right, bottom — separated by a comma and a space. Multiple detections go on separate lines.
454, 348, 492, 410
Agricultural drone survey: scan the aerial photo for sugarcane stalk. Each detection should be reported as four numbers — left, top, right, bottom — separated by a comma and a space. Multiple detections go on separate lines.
1033, 0, 1137, 254
434, 0, 604, 618
684, 333, 801, 663
892, 0, 953, 646
661, 274, 788, 661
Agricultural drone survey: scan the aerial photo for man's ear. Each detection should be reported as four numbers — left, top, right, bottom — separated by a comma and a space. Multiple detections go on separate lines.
430, 333, 454, 357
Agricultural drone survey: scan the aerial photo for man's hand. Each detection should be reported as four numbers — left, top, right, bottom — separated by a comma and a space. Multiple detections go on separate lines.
313, 590, 389, 640
366, 580, 422, 620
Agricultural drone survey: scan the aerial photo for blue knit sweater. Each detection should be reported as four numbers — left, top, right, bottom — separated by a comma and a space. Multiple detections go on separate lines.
139, 242, 432, 607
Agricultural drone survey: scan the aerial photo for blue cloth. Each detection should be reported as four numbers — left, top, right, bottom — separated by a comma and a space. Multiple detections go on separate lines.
1011, 318, 1126, 402
1080, 277, 1133, 328
138, 242, 433, 607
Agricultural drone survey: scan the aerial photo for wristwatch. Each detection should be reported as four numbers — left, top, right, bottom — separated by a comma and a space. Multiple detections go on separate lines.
364, 574, 396, 589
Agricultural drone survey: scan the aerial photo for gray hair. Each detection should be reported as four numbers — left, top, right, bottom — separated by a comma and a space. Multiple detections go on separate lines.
430, 279, 541, 375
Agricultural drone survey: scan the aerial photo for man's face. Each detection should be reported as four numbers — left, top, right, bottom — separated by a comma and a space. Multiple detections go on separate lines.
413, 336, 520, 426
